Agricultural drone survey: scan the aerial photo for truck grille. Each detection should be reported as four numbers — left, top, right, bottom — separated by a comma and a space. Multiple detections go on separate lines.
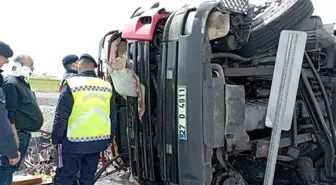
126, 41, 155, 181
126, 40, 179, 183
158, 41, 179, 183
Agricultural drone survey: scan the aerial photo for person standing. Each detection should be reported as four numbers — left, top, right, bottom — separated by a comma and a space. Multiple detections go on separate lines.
52, 53, 117, 185
0, 41, 21, 170
0, 55, 44, 185
58, 54, 79, 92
62, 54, 79, 79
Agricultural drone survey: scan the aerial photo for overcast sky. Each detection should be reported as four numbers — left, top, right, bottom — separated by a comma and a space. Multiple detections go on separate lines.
0, 0, 334, 78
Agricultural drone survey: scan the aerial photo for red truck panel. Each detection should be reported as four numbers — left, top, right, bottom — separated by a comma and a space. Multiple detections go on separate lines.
122, 8, 170, 41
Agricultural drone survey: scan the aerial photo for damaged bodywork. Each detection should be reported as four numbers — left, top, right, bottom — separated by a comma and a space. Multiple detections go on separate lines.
98, 0, 336, 184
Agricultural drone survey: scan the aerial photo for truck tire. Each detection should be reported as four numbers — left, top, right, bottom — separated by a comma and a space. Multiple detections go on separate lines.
237, 0, 314, 57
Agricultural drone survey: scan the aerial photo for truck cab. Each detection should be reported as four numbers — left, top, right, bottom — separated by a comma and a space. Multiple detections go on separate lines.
101, 0, 336, 184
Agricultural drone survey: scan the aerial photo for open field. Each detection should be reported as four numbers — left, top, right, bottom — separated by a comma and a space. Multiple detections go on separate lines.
30, 77, 60, 92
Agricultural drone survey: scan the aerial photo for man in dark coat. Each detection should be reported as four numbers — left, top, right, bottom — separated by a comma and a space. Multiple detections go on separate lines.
0, 41, 21, 184
0, 54, 43, 185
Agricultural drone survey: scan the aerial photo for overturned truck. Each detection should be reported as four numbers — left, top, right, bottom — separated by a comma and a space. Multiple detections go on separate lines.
99, 0, 336, 184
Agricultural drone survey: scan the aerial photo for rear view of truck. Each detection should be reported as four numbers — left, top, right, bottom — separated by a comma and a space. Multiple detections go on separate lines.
104, 0, 336, 184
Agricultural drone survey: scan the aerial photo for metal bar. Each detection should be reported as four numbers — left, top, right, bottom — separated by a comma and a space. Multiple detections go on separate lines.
132, 42, 141, 177
172, 41, 179, 183
292, 108, 298, 147
254, 133, 313, 158
224, 67, 336, 83
224, 67, 274, 77
126, 42, 136, 177
126, 42, 133, 172
138, 42, 148, 178
144, 41, 155, 180
165, 41, 174, 181
263, 30, 307, 185
160, 40, 168, 181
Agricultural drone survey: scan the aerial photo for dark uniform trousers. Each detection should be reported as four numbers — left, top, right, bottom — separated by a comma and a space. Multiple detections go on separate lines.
54, 152, 100, 185
52, 71, 115, 185
0, 131, 31, 185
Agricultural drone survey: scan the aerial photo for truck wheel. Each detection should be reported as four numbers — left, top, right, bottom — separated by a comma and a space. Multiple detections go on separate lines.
237, 0, 314, 57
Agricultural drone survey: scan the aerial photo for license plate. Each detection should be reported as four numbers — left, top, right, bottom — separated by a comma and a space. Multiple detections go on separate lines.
178, 86, 187, 140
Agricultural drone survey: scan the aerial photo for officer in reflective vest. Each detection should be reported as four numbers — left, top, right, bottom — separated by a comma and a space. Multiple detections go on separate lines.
52, 53, 117, 185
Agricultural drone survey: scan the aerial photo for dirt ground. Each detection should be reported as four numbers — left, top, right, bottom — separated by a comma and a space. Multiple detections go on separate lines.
35, 92, 131, 185
36, 92, 58, 133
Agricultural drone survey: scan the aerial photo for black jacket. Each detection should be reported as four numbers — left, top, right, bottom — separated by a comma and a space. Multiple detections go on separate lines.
52, 71, 117, 154
63, 69, 78, 79
59, 69, 78, 93
3, 75, 43, 132
0, 70, 18, 158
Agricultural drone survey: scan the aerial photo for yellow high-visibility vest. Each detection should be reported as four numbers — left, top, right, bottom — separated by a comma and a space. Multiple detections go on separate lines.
66, 76, 113, 142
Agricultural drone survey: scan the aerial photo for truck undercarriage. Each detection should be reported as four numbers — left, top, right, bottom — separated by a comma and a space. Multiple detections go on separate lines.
100, 0, 336, 184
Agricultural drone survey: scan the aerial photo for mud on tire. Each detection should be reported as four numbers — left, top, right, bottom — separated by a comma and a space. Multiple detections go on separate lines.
237, 0, 314, 57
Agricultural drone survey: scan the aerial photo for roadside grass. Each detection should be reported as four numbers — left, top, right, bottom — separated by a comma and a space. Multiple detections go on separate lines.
30, 77, 60, 93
